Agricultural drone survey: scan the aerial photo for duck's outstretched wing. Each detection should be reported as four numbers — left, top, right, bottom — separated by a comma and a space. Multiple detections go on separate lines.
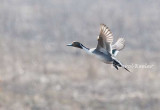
112, 38, 125, 56
96, 24, 113, 54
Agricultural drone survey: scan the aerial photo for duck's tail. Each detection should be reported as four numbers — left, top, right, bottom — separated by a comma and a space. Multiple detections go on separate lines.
113, 58, 130, 72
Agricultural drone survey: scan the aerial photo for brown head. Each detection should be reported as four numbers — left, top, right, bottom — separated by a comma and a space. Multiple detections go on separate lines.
66, 41, 83, 49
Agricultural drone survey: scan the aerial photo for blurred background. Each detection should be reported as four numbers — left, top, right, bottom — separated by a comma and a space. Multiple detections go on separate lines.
0, 0, 160, 110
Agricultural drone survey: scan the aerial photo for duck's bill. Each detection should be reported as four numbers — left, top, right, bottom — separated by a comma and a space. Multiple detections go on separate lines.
66, 44, 72, 46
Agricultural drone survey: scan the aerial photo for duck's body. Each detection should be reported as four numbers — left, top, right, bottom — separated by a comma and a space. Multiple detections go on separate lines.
89, 48, 113, 64
67, 24, 130, 72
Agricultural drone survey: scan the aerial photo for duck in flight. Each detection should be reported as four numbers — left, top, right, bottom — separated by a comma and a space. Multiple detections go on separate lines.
67, 24, 130, 72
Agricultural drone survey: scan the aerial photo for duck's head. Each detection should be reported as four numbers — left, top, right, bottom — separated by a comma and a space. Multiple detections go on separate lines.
67, 41, 83, 49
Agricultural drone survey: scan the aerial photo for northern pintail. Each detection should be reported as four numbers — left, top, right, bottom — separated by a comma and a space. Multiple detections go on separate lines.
67, 24, 130, 72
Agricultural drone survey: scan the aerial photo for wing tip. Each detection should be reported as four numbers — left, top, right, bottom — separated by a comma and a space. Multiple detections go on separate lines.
118, 37, 125, 43
100, 24, 111, 34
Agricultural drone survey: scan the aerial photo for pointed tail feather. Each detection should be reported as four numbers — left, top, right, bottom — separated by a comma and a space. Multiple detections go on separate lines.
113, 58, 131, 73
123, 66, 131, 72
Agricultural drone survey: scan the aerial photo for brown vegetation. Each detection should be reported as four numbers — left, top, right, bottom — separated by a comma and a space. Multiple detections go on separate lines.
0, 0, 160, 110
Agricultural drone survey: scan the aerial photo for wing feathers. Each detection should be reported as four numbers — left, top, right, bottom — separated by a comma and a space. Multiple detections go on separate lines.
112, 38, 125, 51
97, 24, 125, 55
97, 24, 113, 54
100, 24, 113, 43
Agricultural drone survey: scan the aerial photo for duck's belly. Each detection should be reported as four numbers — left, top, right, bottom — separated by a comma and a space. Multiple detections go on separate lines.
90, 49, 113, 64
95, 54, 113, 64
